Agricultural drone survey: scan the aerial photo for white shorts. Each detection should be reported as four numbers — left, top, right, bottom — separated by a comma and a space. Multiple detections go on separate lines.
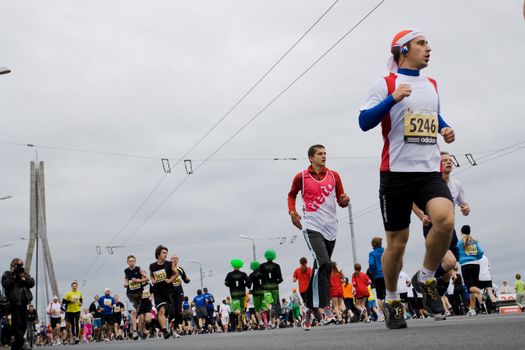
221, 316, 229, 325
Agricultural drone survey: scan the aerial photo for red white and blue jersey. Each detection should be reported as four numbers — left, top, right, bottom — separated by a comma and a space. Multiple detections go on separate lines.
301, 169, 338, 241
360, 73, 441, 172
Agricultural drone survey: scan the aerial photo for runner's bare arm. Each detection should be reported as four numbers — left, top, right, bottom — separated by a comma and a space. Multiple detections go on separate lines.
140, 268, 150, 283
412, 203, 431, 226
150, 271, 156, 285
460, 203, 470, 216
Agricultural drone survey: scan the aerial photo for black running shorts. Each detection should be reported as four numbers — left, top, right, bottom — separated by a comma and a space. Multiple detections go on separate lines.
138, 298, 152, 316
51, 317, 60, 329
153, 292, 172, 310
100, 314, 114, 326
461, 264, 480, 289
113, 314, 122, 325
478, 280, 493, 289
127, 292, 142, 311
374, 277, 386, 300
379, 172, 453, 232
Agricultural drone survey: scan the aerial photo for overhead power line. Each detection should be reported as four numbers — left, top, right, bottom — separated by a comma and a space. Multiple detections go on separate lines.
0, 139, 378, 162
78, 0, 343, 282
106, 174, 168, 246
0, 141, 162, 160
5, 137, 517, 166
115, 0, 388, 246
76, 140, 525, 283
3, 137, 516, 166
454, 143, 525, 176
165, 0, 342, 167
337, 140, 525, 225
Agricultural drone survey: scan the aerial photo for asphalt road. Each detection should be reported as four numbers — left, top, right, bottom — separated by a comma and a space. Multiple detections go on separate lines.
60, 313, 525, 350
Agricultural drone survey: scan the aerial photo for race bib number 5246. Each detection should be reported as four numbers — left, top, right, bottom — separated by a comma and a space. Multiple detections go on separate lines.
403, 111, 438, 144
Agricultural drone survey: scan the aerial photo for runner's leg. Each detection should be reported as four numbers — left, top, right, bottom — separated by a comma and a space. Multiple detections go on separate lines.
303, 229, 333, 309
422, 198, 454, 274
382, 229, 409, 295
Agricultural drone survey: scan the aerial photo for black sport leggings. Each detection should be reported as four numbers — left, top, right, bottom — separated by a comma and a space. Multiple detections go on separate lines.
171, 289, 184, 327
303, 229, 336, 309
66, 311, 81, 337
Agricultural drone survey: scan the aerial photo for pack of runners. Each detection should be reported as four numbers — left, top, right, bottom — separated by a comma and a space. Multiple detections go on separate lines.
3, 28, 523, 350
8, 237, 522, 347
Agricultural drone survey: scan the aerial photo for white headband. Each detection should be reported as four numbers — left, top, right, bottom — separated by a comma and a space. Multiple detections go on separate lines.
387, 29, 425, 73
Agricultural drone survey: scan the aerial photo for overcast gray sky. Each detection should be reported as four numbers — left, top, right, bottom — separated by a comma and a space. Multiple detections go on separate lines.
1, 0, 524, 309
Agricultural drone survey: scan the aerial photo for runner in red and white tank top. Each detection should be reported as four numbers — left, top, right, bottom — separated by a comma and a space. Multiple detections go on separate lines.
301, 166, 338, 240
287, 144, 349, 330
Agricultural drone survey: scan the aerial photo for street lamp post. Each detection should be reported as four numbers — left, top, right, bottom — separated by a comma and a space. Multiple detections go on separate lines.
0, 66, 11, 75
239, 235, 256, 261
348, 203, 358, 265
189, 261, 204, 290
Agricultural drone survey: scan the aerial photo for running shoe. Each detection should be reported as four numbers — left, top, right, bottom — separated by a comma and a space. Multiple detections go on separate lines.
302, 310, 313, 331
132, 331, 139, 341
467, 308, 477, 316
480, 302, 488, 314
162, 329, 170, 339
382, 300, 407, 329
434, 314, 446, 321
319, 307, 336, 326
359, 309, 367, 322
173, 332, 182, 339
411, 271, 443, 315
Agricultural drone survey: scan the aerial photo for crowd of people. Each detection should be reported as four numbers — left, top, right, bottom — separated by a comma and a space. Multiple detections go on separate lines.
2, 28, 525, 349
1, 244, 523, 348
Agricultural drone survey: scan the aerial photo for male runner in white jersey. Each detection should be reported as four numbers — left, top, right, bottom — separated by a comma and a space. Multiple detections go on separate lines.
413, 151, 471, 317
47, 295, 62, 344
359, 29, 455, 329
288, 144, 350, 330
